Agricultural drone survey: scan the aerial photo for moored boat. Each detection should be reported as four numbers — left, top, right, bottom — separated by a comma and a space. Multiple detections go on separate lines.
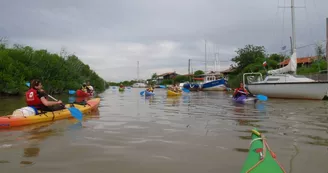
243, 0, 328, 100
240, 128, 286, 173
201, 75, 227, 91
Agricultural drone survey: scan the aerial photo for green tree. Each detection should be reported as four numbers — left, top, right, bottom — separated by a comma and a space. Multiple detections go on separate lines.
0, 42, 109, 95
194, 70, 204, 76
151, 73, 157, 79
231, 44, 266, 73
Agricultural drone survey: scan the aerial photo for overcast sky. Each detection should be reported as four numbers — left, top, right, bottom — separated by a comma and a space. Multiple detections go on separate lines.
1, 0, 328, 82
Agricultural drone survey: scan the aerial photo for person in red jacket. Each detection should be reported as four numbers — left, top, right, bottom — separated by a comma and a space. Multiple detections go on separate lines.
25, 79, 65, 111
233, 82, 249, 98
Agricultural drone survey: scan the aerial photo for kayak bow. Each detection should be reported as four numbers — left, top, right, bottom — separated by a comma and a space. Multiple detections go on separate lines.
240, 128, 286, 173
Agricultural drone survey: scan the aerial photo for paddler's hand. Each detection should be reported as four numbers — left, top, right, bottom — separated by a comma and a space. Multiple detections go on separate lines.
57, 100, 63, 104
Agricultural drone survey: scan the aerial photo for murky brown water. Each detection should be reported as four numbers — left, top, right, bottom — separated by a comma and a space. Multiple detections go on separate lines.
0, 88, 328, 173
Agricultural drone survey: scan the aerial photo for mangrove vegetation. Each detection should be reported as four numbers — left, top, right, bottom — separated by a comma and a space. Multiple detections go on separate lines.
0, 40, 109, 96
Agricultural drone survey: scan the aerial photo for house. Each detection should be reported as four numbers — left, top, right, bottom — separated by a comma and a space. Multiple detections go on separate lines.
156, 72, 179, 84
279, 56, 318, 67
219, 68, 235, 80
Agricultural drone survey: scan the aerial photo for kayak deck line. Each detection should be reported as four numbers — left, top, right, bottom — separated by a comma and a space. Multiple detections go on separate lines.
241, 129, 287, 173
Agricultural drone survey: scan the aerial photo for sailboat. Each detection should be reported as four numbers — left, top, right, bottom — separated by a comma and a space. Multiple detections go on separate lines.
244, 0, 328, 100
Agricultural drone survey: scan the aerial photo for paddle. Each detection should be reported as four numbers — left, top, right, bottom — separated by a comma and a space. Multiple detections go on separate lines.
254, 94, 268, 101
25, 82, 83, 121
159, 85, 166, 88
181, 88, 190, 93
140, 90, 145, 96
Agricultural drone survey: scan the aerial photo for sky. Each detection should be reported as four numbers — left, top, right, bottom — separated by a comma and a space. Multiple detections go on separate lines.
1, 0, 328, 82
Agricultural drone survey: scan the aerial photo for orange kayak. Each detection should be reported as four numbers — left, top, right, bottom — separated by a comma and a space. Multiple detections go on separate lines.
0, 98, 100, 129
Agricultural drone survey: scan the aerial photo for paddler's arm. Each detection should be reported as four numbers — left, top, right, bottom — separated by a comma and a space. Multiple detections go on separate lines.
38, 92, 63, 107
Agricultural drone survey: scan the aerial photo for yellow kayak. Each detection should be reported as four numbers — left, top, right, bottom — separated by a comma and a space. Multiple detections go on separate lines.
0, 98, 100, 128
167, 90, 182, 96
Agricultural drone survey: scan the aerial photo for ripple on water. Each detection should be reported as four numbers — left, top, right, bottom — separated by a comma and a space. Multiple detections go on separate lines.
0, 89, 328, 172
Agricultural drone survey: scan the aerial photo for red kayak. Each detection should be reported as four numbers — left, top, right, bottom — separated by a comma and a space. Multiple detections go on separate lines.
76, 90, 90, 97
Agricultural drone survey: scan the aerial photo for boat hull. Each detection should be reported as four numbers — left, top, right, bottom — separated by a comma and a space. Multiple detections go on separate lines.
247, 82, 328, 100
183, 83, 200, 91
201, 79, 227, 91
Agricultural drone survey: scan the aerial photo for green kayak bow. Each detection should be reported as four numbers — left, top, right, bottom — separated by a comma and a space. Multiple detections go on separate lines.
240, 128, 286, 173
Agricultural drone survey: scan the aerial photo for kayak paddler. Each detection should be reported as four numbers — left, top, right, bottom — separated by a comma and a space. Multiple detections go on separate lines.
119, 83, 125, 88
25, 79, 65, 111
81, 83, 90, 93
171, 83, 181, 93
233, 82, 248, 98
86, 81, 94, 94
146, 85, 154, 92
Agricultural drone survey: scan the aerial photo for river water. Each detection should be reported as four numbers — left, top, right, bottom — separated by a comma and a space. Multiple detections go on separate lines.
0, 88, 327, 173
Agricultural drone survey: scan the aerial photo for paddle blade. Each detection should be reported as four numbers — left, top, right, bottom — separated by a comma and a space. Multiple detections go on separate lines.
140, 90, 145, 96
26, 82, 30, 87
68, 107, 83, 121
256, 94, 268, 101
159, 85, 166, 88
182, 88, 190, 93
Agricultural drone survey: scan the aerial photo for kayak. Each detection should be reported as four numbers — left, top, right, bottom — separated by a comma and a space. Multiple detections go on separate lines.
167, 90, 182, 96
233, 95, 258, 104
76, 89, 90, 97
0, 98, 100, 129
145, 90, 155, 96
240, 128, 286, 173
119, 87, 125, 92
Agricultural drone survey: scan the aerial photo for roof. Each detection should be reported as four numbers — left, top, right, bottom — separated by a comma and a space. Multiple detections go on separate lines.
157, 72, 177, 77
220, 68, 235, 73
279, 56, 318, 66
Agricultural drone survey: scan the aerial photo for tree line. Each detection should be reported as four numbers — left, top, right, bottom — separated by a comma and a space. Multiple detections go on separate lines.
0, 39, 109, 96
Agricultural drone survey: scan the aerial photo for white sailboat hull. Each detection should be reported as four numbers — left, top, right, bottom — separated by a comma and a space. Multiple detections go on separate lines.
247, 82, 328, 100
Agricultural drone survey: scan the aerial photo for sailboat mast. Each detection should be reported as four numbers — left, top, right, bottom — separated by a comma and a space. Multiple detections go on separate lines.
291, 0, 296, 53
205, 40, 207, 74
137, 61, 139, 82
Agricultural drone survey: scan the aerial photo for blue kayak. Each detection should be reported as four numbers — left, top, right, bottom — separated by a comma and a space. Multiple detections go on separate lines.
232, 95, 257, 104
145, 90, 155, 96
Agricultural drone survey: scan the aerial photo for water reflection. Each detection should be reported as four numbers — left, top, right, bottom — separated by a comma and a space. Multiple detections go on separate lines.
165, 96, 181, 107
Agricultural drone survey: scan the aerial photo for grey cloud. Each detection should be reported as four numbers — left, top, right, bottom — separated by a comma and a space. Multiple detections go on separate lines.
1, 0, 328, 82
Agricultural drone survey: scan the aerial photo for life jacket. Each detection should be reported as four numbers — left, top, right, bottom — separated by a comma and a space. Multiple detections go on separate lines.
233, 87, 248, 98
25, 88, 43, 108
